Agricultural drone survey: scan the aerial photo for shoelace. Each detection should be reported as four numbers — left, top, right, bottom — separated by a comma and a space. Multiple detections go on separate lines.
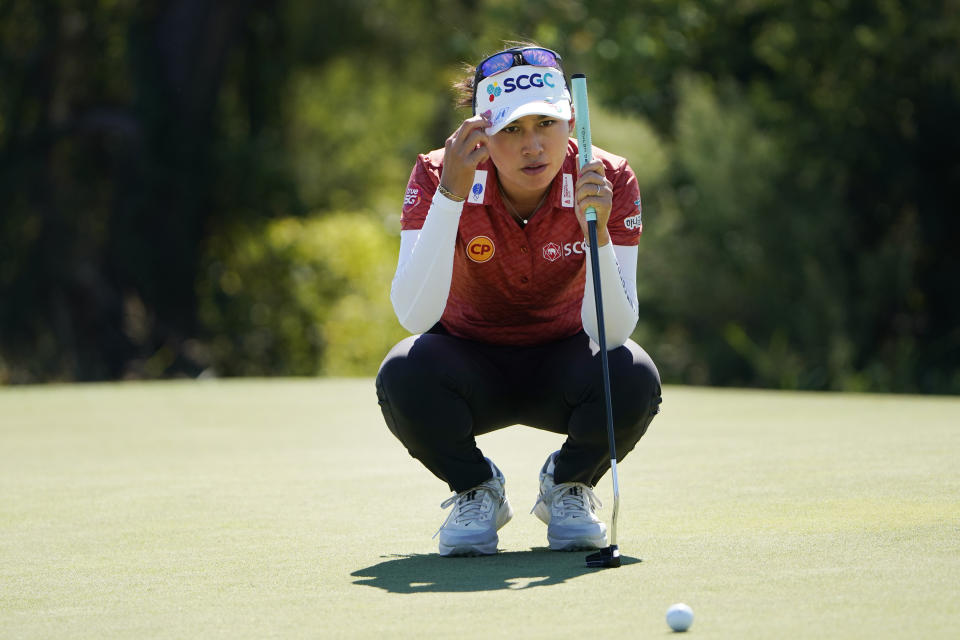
536, 482, 602, 518
433, 485, 495, 538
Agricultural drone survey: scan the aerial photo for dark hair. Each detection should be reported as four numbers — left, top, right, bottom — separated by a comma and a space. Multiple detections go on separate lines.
451, 40, 550, 111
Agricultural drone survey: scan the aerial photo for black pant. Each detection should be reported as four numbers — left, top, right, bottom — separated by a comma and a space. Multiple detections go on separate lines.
375, 327, 662, 493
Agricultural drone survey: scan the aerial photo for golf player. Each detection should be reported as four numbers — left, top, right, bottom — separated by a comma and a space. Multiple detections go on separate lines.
376, 44, 662, 557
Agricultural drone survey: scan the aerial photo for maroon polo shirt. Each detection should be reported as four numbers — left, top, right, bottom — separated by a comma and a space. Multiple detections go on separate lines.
400, 139, 642, 346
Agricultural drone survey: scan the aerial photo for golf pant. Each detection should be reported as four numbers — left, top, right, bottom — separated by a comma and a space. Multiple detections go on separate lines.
375, 327, 662, 493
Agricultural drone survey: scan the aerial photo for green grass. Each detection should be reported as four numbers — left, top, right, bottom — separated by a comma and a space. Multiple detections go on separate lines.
1, 380, 958, 638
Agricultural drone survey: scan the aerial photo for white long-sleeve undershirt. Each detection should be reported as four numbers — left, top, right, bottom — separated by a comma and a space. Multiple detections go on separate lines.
389, 193, 464, 333
390, 190, 639, 349
581, 240, 639, 348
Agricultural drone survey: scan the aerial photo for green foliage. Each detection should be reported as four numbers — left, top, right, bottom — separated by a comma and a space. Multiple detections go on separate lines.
286, 58, 441, 214
591, 103, 670, 190
639, 75, 800, 386
197, 213, 406, 377
1, 0, 957, 392
537, 0, 960, 393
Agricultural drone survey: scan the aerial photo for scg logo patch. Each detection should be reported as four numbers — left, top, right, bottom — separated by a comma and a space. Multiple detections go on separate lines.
564, 240, 587, 256
503, 72, 556, 93
466, 236, 495, 263
543, 240, 587, 261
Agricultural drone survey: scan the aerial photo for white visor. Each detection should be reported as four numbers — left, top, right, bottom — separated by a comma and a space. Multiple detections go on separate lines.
474, 64, 571, 135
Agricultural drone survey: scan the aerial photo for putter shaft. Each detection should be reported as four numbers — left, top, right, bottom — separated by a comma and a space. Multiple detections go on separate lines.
573, 74, 622, 568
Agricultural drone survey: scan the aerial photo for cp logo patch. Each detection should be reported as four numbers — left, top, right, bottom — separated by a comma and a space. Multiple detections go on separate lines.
466, 236, 495, 263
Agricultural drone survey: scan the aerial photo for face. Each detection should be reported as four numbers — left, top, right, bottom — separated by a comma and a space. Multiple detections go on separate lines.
486, 114, 574, 202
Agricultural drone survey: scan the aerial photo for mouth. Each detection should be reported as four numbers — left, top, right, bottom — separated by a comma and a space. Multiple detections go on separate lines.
521, 163, 548, 176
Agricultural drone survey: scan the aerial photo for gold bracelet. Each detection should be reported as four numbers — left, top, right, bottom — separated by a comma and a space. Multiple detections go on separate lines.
437, 184, 466, 202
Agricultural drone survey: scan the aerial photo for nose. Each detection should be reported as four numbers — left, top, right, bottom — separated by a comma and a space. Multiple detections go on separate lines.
521, 130, 544, 157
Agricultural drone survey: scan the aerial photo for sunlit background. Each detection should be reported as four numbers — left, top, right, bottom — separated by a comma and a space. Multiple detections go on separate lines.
1, 0, 957, 392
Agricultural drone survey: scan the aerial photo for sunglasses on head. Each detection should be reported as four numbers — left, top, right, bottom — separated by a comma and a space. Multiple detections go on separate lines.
472, 47, 565, 114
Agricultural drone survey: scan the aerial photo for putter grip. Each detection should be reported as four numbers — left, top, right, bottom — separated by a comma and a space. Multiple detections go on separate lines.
570, 75, 596, 223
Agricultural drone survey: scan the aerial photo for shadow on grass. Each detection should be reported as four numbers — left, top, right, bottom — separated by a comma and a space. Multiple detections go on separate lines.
351, 548, 642, 593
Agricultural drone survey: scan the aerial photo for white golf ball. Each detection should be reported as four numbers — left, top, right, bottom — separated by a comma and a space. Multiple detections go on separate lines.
666, 603, 694, 632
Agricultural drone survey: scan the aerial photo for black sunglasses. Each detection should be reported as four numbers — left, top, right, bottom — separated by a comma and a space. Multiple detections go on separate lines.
471, 47, 565, 114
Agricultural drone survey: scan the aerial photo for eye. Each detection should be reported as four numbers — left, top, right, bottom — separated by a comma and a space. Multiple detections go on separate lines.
539, 119, 556, 127
500, 124, 520, 134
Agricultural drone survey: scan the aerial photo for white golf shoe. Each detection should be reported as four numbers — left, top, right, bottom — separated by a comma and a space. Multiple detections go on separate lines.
435, 458, 513, 556
532, 451, 607, 551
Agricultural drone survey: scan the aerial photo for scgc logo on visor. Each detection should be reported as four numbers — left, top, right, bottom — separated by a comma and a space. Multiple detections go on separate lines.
502, 72, 556, 93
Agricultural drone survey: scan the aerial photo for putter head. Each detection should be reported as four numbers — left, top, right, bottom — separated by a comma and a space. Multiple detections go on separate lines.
585, 544, 621, 568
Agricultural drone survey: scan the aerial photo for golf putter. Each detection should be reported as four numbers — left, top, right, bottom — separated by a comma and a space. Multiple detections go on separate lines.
571, 74, 621, 569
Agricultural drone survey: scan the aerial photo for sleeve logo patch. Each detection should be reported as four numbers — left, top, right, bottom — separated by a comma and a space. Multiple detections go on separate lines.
403, 186, 420, 210
466, 236, 495, 263
623, 197, 643, 231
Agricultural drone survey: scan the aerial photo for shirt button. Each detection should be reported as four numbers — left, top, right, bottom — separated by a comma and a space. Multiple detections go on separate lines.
520, 246, 528, 254
520, 276, 529, 283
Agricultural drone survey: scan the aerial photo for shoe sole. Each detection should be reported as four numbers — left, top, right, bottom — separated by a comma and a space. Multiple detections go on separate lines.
439, 540, 500, 556
547, 534, 607, 551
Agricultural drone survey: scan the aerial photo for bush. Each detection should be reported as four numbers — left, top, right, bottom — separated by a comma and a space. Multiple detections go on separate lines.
197, 213, 407, 376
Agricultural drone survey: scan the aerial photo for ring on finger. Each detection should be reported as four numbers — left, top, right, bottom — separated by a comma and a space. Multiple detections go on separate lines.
595, 183, 602, 195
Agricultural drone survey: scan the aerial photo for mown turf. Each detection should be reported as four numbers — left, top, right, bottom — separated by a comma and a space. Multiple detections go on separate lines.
1, 380, 958, 638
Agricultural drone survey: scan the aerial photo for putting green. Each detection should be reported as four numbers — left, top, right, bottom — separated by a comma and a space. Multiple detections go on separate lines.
1, 380, 958, 638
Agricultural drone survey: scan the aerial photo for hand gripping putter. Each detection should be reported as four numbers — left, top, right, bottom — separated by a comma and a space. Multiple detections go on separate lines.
572, 74, 622, 569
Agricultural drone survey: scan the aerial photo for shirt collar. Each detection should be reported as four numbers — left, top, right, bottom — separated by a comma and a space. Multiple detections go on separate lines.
467, 141, 578, 212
